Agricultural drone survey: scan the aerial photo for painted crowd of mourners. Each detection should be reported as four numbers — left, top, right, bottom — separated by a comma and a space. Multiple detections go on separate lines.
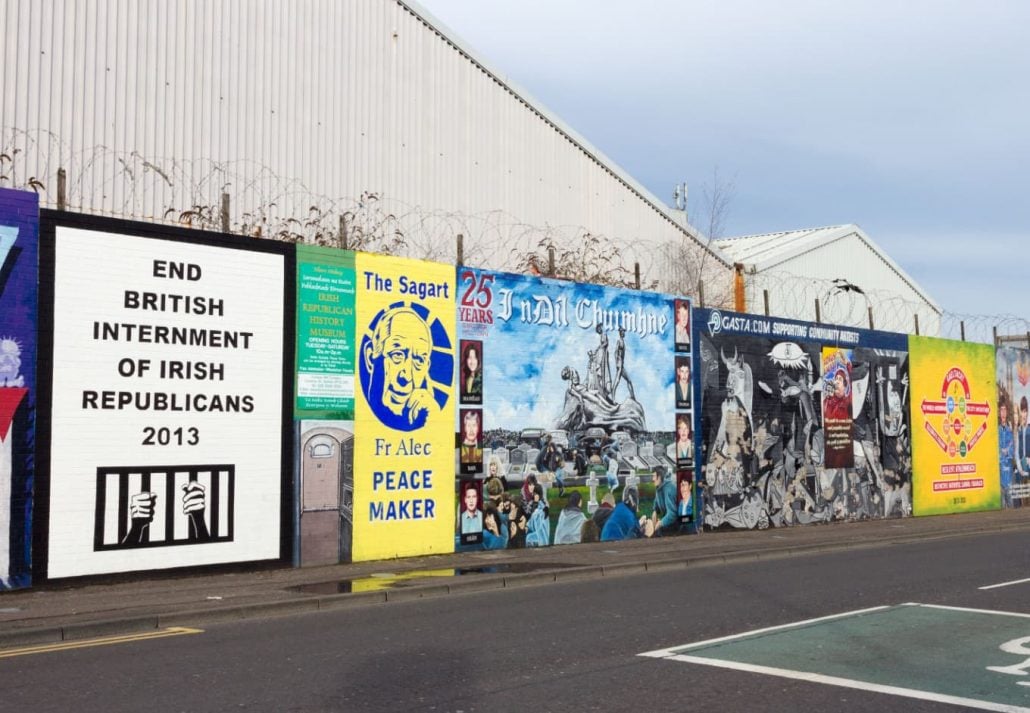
462, 449, 687, 549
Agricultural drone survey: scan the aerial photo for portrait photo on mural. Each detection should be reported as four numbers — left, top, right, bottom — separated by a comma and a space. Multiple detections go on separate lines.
459, 339, 483, 405
696, 316, 911, 531
458, 408, 483, 474
674, 356, 692, 409
453, 267, 694, 550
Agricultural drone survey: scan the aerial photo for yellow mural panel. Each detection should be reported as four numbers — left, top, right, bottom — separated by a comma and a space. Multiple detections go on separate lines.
352, 253, 456, 560
908, 336, 1001, 515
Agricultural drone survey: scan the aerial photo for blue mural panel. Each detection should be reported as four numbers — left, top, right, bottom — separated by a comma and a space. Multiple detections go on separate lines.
995, 345, 1030, 508
455, 268, 694, 548
0, 188, 38, 589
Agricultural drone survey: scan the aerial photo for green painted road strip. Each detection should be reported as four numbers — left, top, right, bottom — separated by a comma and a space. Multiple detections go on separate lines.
641, 603, 1030, 712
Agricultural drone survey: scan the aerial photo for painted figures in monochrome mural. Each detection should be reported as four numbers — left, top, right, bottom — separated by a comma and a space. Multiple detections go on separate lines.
456, 268, 695, 549
696, 309, 911, 530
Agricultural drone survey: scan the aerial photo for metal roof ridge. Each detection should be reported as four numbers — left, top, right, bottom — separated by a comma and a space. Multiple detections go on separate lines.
716, 224, 850, 243
732, 225, 941, 313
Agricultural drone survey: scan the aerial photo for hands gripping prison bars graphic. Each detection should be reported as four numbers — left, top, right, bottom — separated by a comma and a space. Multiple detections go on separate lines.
93, 465, 235, 550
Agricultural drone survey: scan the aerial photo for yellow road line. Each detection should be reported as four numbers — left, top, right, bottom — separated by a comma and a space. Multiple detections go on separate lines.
0, 627, 203, 658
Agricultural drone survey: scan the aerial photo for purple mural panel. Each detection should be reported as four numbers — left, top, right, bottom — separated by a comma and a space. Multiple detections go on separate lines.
0, 188, 38, 590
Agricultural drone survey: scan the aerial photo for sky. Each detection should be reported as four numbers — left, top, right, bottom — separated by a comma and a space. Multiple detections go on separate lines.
417, 0, 1030, 326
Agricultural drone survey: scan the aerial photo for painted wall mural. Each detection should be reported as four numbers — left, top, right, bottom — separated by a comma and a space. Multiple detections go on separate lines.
294, 246, 356, 566
996, 345, 1030, 508
44, 221, 288, 578
0, 188, 38, 590
297, 420, 354, 565
695, 309, 912, 530
908, 336, 1000, 515
455, 268, 693, 549
295, 245, 356, 419
351, 253, 455, 561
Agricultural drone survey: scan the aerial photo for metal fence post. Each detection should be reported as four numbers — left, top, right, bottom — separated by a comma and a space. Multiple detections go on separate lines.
220, 193, 230, 233
57, 167, 67, 210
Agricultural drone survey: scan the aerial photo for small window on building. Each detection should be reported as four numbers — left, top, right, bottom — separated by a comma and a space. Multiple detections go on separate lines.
310, 442, 334, 458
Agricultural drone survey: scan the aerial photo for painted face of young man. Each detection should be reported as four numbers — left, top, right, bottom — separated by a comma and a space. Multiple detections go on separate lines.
465, 412, 479, 445
677, 304, 689, 328
463, 413, 479, 445
464, 487, 478, 515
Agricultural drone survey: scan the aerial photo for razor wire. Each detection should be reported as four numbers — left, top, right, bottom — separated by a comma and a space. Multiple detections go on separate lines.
2, 128, 1023, 345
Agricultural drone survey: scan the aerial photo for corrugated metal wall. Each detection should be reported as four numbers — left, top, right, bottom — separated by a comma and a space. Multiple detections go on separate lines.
1, 0, 729, 292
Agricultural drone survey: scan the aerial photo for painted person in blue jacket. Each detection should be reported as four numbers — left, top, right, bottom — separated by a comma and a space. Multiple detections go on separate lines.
646, 465, 679, 536
482, 504, 509, 550
1000, 400, 1015, 507
601, 487, 642, 541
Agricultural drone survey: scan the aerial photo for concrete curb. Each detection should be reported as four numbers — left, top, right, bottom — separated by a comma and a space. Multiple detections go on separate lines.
62, 616, 162, 641
158, 598, 321, 628
2, 519, 1028, 647
317, 591, 389, 610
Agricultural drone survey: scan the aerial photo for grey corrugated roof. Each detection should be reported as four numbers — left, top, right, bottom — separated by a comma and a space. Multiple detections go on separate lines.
716, 224, 941, 312
715, 225, 852, 266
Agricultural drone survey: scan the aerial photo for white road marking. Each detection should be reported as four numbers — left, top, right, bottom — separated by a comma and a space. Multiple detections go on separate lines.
914, 602, 1030, 618
981, 578, 1030, 591
659, 654, 1030, 713
642, 603, 1030, 712
639, 604, 890, 659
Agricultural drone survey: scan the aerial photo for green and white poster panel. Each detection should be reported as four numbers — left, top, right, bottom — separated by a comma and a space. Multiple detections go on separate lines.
295, 245, 356, 418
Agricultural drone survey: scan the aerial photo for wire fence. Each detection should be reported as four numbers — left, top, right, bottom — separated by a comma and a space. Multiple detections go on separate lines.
1, 129, 735, 304
3, 129, 1025, 346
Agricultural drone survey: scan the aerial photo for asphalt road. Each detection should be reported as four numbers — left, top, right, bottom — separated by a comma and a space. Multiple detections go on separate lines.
3, 529, 1029, 712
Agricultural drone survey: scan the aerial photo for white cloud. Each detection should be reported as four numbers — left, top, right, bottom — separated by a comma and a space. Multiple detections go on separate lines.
419, 0, 1030, 327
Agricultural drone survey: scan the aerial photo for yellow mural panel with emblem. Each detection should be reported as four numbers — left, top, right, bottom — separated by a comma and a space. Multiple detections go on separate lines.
352, 254, 456, 560
908, 335, 1001, 515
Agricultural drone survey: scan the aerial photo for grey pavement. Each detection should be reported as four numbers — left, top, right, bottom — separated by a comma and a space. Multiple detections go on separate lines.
2, 508, 1028, 648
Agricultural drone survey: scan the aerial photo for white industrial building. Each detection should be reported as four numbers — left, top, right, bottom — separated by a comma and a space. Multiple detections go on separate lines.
0, 0, 732, 295
716, 224, 942, 335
